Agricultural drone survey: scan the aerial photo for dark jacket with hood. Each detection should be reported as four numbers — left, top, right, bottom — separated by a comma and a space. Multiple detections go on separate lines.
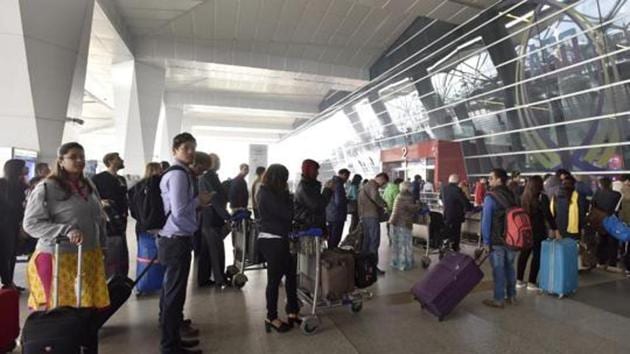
294, 176, 332, 230
325, 175, 347, 223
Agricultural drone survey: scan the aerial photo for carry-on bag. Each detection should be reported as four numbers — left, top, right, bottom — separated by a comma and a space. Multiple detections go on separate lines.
412, 251, 486, 321
0, 288, 19, 352
95, 251, 157, 329
354, 252, 377, 289
538, 238, 578, 298
320, 249, 355, 301
22, 239, 97, 354
603, 215, 630, 242
135, 232, 165, 294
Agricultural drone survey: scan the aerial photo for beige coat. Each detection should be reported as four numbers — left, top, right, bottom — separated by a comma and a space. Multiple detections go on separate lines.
389, 191, 420, 229
358, 180, 387, 219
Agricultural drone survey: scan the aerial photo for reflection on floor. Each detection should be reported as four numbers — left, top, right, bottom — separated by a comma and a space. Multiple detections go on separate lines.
13, 225, 630, 354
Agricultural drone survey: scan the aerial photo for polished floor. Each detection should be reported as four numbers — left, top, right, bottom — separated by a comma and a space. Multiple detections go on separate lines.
14, 225, 630, 354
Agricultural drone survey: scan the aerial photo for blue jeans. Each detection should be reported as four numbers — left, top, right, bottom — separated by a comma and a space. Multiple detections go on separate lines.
361, 217, 381, 264
489, 246, 517, 303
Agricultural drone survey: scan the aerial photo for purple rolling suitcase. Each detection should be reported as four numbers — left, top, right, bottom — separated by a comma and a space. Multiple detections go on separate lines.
412, 252, 485, 321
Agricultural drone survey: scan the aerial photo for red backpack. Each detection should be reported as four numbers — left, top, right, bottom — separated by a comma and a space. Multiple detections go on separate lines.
489, 192, 533, 250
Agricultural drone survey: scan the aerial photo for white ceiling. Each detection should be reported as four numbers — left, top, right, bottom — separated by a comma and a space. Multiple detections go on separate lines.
82, 0, 494, 142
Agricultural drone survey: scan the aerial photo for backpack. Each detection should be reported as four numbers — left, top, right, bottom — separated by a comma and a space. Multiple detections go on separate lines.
128, 166, 187, 232
221, 179, 232, 199
489, 192, 533, 250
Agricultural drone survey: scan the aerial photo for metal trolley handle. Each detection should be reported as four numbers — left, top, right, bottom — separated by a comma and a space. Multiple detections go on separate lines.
291, 228, 323, 315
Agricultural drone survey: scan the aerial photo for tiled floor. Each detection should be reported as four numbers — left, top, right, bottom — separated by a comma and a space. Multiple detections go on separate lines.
13, 225, 630, 354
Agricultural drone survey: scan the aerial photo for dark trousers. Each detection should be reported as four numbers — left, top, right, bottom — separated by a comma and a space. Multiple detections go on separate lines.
198, 226, 226, 284
327, 221, 345, 249
517, 237, 543, 284
444, 222, 462, 252
0, 226, 18, 286
349, 212, 359, 233
597, 232, 619, 267
158, 236, 192, 354
258, 238, 298, 321
105, 236, 129, 278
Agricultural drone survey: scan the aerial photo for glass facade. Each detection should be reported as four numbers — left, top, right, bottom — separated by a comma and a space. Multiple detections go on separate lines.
272, 0, 630, 183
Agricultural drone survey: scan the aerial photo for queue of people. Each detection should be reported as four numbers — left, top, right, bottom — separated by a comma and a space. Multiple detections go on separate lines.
3, 131, 630, 352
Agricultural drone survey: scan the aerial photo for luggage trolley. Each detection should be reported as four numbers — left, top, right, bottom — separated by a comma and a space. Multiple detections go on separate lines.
225, 210, 265, 288
418, 209, 484, 269
293, 228, 363, 335
419, 211, 450, 269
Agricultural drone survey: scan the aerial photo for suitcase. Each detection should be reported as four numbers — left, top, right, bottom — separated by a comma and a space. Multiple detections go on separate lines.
135, 232, 165, 294
22, 240, 98, 354
428, 212, 445, 249
412, 252, 485, 321
320, 249, 355, 301
354, 252, 377, 289
94, 253, 157, 329
0, 288, 19, 352
538, 238, 578, 298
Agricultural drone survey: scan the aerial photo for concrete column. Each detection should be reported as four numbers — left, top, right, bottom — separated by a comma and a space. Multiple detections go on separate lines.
157, 105, 184, 161
0, 0, 94, 164
113, 60, 165, 175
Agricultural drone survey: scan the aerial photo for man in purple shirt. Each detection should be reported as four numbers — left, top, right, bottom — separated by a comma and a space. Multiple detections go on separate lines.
158, 132, 211, 354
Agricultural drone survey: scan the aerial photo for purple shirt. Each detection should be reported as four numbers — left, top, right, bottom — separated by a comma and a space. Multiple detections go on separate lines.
159, 161, 198, 237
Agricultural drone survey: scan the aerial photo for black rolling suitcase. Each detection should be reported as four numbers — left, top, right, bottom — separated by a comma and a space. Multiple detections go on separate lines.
94, 255, 157, 328
22, 240, 98, 354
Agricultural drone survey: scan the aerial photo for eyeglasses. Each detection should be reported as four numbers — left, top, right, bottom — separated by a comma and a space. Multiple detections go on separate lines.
63, 155, 85, 162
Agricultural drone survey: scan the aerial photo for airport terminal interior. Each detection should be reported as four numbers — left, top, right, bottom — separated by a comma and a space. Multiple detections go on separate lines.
1, 0, 630, 353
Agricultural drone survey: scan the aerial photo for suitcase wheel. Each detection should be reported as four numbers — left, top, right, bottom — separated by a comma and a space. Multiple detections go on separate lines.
421, 257, 431, 269
301, 316, 320, 335
226, 265, 239, 278
232, 273, 248, 289
438, 316, 444, 322
350, 301, 363, 313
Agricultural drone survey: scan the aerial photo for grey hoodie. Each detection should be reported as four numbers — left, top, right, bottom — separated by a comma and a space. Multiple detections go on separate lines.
23, 179, 107, 254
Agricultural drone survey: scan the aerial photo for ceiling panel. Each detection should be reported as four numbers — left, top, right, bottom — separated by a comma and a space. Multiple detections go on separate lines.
214, 0, 238, 39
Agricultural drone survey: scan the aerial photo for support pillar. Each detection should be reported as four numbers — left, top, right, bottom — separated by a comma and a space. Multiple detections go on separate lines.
113, 60, 165, 175
0, 0, 94, 164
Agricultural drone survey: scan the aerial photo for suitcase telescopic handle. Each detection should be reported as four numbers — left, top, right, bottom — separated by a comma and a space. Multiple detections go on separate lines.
53, 236, 83, 308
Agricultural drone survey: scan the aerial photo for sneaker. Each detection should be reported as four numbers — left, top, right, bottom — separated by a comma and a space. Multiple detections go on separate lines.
505, 297, 518, 305
376, 268, 386, 275
516, 281, 527, 289
482, 299, 504, 309
526, 283, 540, 291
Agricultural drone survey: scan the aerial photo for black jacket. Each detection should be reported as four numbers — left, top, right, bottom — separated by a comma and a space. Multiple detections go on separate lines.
294, 177, 332, 230
442, 183, 471, 224
592, 189, 622, 216
524, 193, 557, 241
229, 175, 249, 209
200, 170, 230, 228
92, 172, 128, 217
257, 185, 293, 238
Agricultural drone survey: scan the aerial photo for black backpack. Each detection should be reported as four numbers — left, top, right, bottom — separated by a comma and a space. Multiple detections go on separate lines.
221, 179, 232, 199
128, 166, 187, 232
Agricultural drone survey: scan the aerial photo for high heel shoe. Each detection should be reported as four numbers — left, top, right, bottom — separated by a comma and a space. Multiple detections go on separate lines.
287, 314, 303, 327
264, 319, 291, 333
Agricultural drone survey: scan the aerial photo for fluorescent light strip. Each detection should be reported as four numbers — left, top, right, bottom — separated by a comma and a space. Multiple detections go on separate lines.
464, 142, 630, 159
454, 111, 630, 142
331, 0, 608, 136
345, 76, 630, 150
467, 171, 630, 177
293, 0, 576, 137
285, 0, 516, 138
